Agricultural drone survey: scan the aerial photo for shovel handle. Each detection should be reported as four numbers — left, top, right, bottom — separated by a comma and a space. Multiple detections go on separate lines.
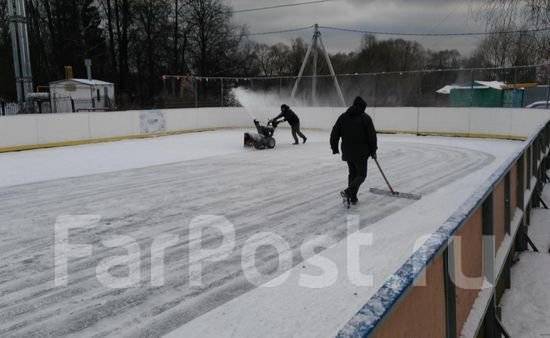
374, 158, 396, 194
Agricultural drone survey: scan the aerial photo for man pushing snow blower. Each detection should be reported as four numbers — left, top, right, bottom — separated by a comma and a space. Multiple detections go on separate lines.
273, 104, 307, 145
331, 97, 378, 207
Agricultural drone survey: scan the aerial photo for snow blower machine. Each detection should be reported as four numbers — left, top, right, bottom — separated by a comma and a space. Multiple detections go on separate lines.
244, 119, 280, 150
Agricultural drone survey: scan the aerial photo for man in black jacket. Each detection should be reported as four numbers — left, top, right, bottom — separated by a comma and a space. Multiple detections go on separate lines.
273, 104, 307, 145
330, 97, 378, 205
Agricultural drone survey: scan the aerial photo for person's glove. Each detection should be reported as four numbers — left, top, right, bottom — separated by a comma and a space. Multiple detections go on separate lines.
332, 149, 339, 155
371, 152, 377, 160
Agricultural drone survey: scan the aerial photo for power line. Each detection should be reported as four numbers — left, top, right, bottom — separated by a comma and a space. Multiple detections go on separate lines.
246, 25, 314, 37
240, 23, 550, 38
233, 0, 336, 14
163, 64, 545, 81
319, 25, 550, 37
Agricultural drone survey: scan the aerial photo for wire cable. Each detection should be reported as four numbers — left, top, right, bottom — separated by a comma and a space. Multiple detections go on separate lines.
247, 25, 314, 36
163, 64, 545, 81
233, 0, 336, 14
319, 25, 550, 37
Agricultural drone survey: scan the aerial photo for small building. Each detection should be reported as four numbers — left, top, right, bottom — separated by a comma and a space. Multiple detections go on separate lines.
437, 81, 529, 108
49, 78, 115, 113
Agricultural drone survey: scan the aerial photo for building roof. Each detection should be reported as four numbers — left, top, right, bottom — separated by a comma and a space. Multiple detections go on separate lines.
436, 80, 506, 94
436, 84, 489, 95
50, 78, 113, 86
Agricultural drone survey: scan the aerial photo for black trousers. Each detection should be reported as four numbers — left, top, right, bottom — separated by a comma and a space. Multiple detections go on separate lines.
347, 158, 368, 200
290, 122, 306, 143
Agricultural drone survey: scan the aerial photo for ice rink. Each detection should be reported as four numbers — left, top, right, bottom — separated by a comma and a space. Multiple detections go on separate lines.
0, 129, 522, 337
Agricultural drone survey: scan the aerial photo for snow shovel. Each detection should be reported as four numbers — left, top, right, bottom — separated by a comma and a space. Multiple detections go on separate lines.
369, 158, 422, 201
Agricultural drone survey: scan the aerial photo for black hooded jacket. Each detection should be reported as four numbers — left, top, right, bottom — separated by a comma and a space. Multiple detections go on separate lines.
275, 106, 300, 126
330, 97, 378, 161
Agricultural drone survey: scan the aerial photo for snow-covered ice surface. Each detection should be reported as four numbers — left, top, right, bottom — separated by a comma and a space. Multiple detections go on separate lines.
0, 129, 521, 337
502, 181, 550, 338
0, 130, 248, 188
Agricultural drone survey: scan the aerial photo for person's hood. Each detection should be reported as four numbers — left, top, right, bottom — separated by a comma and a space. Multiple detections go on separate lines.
346, 97, 367, 116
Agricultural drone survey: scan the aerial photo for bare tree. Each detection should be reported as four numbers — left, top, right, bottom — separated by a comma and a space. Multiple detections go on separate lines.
479, 0, 549, 63
184, 0, 241, 76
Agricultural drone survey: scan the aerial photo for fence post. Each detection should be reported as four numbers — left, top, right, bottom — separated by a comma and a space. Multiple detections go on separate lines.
220, 78, 224, 107
546, 70, 550, 109
481, 192, 499, 338
505, 173, 511, 234
470, 70, 475, 107
70, 98, 76, 113
526, 146, 532, 190
483, 192, 495, 286
516, 153, 527, 251
443, 246, 457, 338
373, 73, 378, 107
194, 78, 198, 108
1, 100, 5, 116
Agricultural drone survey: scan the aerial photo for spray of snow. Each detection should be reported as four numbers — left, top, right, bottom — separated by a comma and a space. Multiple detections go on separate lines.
231, 88, 310, 122
231, 87, 283, 121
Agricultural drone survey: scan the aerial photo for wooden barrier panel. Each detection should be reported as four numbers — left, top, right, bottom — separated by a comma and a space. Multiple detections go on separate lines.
372, 255, 446, 338
454, 208, 484, 336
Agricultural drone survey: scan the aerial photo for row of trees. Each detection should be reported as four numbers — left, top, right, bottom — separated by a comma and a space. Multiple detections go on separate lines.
0, 0, 548, 107
0, 0, 258, 107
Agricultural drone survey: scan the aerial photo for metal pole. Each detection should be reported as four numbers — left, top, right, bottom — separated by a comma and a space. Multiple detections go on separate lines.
312, 46, 318, 105
546, 63, 549, 109
318, 35, 346, 107
16, 0, 32, 107
194, 78, 199, 108
374, 74, 378, 107
443, 247, 457, 338
470, 70, 475, 107
312, 24, 319, 106
291, 30, 315, 102
8, 0, 33, 113
7, 0, 23, 108
85, 59, 93, 80
220, 78, 224, 107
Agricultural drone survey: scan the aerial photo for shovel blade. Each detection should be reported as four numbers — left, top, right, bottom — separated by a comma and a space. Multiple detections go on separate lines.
369, 188, 422, 201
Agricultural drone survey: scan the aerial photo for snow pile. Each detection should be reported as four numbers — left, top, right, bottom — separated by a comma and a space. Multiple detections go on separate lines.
501, 180, 550, 337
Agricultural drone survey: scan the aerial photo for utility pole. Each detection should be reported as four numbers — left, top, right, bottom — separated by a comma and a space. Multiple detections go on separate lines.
545, 60, 550, 109
85, 59, 95, 109
311, 25, 319, 106
7, 0, 33, 113
291, 24, 346, 107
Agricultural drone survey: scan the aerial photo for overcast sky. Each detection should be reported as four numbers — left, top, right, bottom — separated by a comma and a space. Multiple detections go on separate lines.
227, 0, 489, 56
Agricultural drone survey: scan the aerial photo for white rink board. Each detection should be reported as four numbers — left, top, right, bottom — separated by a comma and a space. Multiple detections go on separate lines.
89, 110, 140, 138
419, 107, 470, 134
0, 107, 548, 148
0, 114, 38, 146
35, 113, 91, 144
373, 107, 418, 132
